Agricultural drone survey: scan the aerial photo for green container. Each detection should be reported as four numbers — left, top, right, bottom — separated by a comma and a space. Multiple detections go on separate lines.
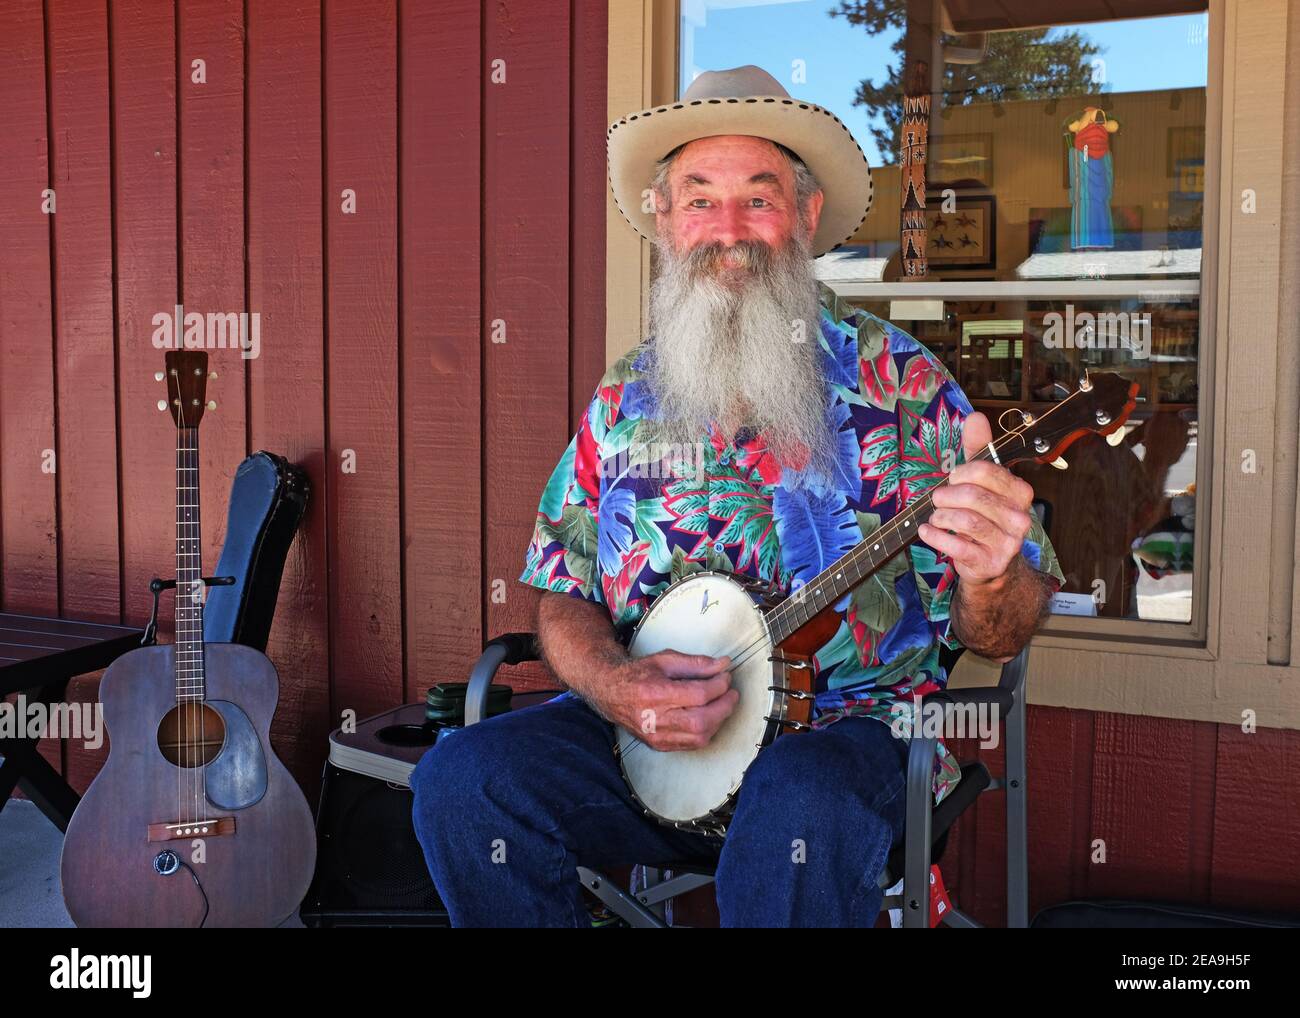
425, 681, 513, 725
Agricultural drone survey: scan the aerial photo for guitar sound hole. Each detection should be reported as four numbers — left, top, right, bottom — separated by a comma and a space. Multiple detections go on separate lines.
157, 703, 227, 768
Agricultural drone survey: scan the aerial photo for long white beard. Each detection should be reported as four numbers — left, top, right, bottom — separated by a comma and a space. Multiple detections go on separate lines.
642, 230, 835, 490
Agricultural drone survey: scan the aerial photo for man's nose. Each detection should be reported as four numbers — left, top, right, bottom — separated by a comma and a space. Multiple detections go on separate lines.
706, 202, 753, 248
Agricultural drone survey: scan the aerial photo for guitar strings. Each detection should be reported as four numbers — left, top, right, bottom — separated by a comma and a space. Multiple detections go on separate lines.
619, 391, 1088, 761
176, 388, 206, 824
178, 393, 191, 822
176, 397, 183, 822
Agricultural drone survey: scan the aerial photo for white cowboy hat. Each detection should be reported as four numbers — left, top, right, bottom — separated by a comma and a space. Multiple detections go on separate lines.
607, 64, 874, 258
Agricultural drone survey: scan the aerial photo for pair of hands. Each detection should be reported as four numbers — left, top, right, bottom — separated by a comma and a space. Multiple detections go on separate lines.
599, 412, 1036, 751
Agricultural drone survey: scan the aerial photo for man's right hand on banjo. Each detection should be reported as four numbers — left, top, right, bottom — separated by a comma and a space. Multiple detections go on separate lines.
537, 590, 737, 751
605, 649, 737, 752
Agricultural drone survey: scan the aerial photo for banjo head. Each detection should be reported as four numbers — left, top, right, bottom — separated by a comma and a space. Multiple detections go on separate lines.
617, 571, 777, 829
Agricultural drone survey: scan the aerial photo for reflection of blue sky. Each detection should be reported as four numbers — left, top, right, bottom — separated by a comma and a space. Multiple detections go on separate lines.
681, 1, 1210, 166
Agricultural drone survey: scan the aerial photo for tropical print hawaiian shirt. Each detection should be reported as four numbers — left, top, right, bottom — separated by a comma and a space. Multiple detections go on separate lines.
519, 305, 1065, 805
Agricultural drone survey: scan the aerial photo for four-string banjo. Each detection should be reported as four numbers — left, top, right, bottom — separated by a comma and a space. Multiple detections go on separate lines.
615, 371, 1138, 837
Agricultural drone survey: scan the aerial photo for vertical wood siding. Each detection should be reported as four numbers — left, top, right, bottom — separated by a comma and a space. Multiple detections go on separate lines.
0, 0, 608, 806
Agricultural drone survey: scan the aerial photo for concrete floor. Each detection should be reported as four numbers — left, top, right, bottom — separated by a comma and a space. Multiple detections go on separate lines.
0, 798, 302, 927
0, 800, 74, 927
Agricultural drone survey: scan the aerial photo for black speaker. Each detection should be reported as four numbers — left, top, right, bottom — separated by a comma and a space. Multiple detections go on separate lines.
300, 760, 450, 927
301, 693, 562, 927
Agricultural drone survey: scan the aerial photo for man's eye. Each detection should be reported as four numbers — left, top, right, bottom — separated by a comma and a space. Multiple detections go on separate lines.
688, 198, 709, 208
749, 197, 770, 207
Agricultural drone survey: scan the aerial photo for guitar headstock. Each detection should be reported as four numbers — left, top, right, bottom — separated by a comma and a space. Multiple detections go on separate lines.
993, 371, 1139, 468
160, 351, 212, 429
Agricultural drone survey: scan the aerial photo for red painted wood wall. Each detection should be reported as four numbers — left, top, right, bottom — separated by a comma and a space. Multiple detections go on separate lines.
0, 0, 607, 806
2, 0, 1296, 928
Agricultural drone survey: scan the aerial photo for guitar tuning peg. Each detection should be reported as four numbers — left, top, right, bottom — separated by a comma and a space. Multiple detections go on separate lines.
206, 400, 217, 411
1050, 457, 1069, 470
157, 399, 168, 411
1106, 429, 1126, 447
154, 371, 164, 382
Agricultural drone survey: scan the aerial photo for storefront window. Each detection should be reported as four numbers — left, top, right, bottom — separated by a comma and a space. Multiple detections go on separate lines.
680, 0, 1210, 626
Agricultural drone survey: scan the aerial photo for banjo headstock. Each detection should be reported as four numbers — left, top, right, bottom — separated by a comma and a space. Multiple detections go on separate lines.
991, 371, 1139, 468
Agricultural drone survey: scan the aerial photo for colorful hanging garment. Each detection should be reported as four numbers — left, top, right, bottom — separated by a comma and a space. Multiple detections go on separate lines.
1068, 106, 1120, 250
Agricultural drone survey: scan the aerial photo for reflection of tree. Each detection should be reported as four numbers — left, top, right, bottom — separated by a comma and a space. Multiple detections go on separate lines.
829, 0, 1104, 164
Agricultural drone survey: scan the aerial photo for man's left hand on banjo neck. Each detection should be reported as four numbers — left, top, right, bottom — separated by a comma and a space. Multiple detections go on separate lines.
919, 409, 1054, 663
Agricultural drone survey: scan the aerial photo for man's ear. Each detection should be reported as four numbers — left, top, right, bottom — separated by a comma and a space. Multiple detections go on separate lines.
804, 188, 825, 245
653, 191, 672, 239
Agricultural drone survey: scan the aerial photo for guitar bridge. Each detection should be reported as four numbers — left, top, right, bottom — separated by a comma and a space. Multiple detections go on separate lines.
147, 817, 236, 842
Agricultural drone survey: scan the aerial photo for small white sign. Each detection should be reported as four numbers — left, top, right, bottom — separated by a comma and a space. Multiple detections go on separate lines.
1050, 591, 1098, 616
889, 298, 945, 321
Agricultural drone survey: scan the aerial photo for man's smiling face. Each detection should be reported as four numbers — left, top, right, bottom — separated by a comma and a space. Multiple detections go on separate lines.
640, 134, 835, 489
656, 135, 824, 278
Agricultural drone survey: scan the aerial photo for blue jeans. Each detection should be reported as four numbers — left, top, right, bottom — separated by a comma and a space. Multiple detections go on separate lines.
410, 692, 910, 927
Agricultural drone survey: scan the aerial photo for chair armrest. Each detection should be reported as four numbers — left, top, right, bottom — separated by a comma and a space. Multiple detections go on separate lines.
485, 632, 541, 666
465, 633, 539, 726
925, 643, 1030, 716
927, 687, 1014, 712
996, 644, 1030, 698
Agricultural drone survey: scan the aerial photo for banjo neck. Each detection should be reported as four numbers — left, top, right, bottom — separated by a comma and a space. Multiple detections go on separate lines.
764, 372, 1140, 646
764, 480, 946, 646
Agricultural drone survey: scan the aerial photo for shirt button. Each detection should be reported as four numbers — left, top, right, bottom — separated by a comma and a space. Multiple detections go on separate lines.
712, 541, 725, 553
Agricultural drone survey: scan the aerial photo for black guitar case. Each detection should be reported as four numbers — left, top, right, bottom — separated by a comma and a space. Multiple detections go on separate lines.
203, 450, 311, 653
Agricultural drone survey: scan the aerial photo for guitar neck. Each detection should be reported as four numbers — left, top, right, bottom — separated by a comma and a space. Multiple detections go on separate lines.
175, 424, 206, 702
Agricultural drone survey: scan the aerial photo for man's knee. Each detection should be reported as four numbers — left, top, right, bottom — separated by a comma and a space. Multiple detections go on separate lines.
729, 726, 907, 843
410, 723, 506, 844
738, 730, 861, 809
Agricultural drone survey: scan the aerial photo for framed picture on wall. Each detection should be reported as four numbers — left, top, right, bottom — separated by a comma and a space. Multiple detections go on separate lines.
925, 195, 996, 269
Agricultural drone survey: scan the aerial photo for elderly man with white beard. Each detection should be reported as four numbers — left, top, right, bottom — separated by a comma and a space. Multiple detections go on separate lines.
411, 66, 1064, 927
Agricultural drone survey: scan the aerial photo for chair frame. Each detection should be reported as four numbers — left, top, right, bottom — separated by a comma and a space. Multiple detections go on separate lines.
464, 632, 1032, 929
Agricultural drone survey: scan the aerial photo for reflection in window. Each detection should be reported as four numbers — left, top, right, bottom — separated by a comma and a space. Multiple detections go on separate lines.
841, 295, 1199, 625
684, 1, 1210, 624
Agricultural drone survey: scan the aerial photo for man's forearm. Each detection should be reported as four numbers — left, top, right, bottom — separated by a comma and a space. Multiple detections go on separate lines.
949, 554, 1052, 662
536, 592, 630, 709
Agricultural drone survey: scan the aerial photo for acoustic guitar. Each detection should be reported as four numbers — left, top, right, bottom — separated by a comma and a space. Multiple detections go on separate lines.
615, 372, 1138, 837
60, 350, 316, 927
